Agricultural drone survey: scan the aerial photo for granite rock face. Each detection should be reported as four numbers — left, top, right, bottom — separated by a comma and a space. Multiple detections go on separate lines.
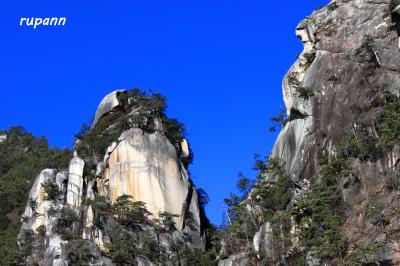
103, 128, 192, 229
92, 90, 126, 127
18, 90, 206, 265
223, 0, 400, 264
277, 0, 400, 199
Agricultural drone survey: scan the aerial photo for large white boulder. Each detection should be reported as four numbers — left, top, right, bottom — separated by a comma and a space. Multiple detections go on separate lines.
102, 128, 193, 230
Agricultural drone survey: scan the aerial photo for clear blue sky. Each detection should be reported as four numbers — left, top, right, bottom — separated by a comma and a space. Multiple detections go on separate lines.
0, 0, 328, 225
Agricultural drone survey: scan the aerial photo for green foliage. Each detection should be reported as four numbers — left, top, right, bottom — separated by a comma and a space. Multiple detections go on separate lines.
183, 209, 198, 231
141, 236, 163, 262
85, 196, 111, 228
112, 195, 151, 227
17, 229, 34, 260
53, 207, 79, 240
16, 228, 46, 265
286, 70, 314, 100
377, 96, 400, 151
300, 52, 316, 70
236, 173, 253, 198
286, 249, 307, 265
41, 181, 61, 201
292, 155, 350, 263
253, 158, 293, 218
0, 225, 22, 264
105, 225, 137, 264
354, 36, 380, 67
327, 2, 338, 11
0, 126, 71, 265
161, 116, 185, 144
75, 119, 124, 159
220, 156, 293, 257
364, 197, 383, 223
169, 247, 217, 266
287, 72, 300, 88
342, 135, 381, 162
47, 207, 59, 217
340, 91, 400, 162
345, 242, 385, 265
123, 88, 167, 114
158, 211, 179, 232
196, 188, 210, 207
269, 107, 287, 132
296, 86, 315, 100
65, 240, 96, 266
75, 88, 191, 165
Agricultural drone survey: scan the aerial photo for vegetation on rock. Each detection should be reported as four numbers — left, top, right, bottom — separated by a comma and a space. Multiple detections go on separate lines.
75, 88, 191, 165
0, 126, 71, 265
112, 195, 151, 226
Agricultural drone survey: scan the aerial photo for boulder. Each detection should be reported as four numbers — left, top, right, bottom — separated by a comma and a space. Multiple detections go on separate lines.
92, 89, 126, 127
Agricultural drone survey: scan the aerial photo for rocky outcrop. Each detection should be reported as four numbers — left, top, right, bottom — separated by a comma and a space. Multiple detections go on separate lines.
252, 223, 273, 260
66, 156, 84, 207
92, 89, 126, 127
222, 0, 400, 264
18, 90, 206, 265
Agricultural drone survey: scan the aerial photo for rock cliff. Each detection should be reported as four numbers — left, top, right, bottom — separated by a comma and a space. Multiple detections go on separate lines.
18, 89, 206, 265
219, 0, 400, 265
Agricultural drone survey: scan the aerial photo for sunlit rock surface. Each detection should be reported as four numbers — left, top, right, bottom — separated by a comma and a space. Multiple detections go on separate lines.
66, 156, 84, 207
20, 169, 59, 232
19, 169, 69, 265
18, 89, 206, 265
223, 0, 400, 264
103, 128, 190, 229
92, 89, 126, 127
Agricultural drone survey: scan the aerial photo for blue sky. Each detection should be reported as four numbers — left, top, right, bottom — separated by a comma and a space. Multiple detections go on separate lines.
0, 0, 328, 225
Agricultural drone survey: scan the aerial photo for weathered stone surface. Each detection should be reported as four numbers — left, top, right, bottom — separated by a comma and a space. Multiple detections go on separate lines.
270, 117, 314, 182
19, 169, 69, 265
66, 156, 84, 207
184, 186, 206, 249
19, 94, 206, 265
253, 222, 273, 260
237, 0, 400, 264
20, 169, 58, 232
180, 138, 190, 158
103, 128, 192, 230
92, 89, 126, 127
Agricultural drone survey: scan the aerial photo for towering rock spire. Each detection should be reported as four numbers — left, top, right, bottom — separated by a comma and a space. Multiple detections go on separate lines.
18, 89, 206, 265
